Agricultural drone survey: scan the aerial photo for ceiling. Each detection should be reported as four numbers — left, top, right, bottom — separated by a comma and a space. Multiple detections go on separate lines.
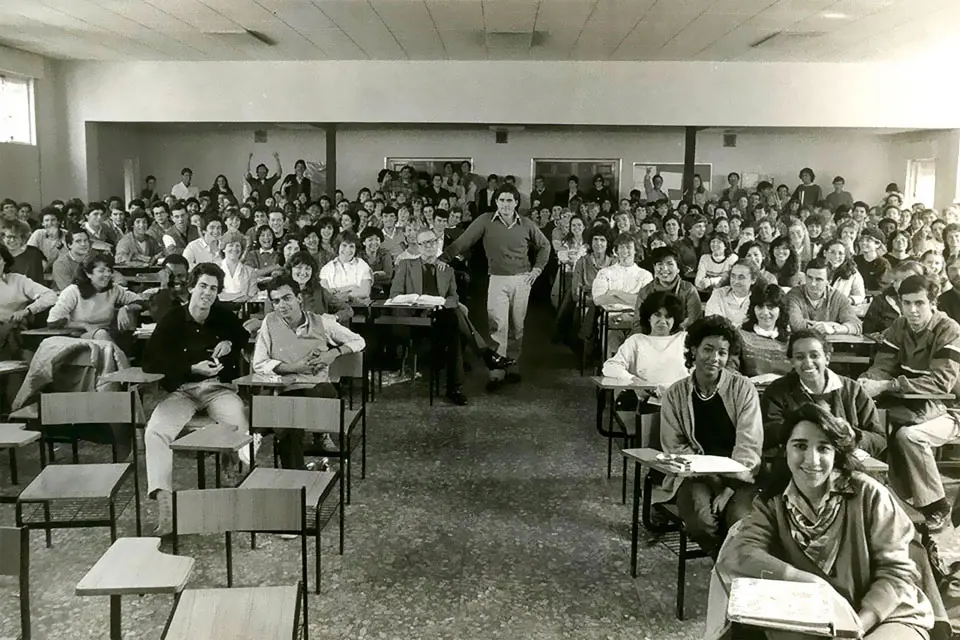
0, 0, 958, 63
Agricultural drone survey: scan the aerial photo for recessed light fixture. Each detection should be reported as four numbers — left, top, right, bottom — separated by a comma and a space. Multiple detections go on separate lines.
820, 11, 850, 19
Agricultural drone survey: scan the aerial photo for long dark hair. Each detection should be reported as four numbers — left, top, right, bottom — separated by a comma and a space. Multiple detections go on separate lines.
285, 250, 319, 293
766, 236, 800, 286
637, 291, 684, 335
76, 253, 115, 299
759, 403, 862, 500
820, 238, 857, 281
742, 283, 789, 342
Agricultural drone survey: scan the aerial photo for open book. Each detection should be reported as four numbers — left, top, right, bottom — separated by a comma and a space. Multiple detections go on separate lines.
385, 294, 446, 307
728, 578, 860, 638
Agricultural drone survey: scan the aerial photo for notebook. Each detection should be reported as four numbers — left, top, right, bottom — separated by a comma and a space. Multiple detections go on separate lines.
385, 294, 446, 307
728, 578, 860, 638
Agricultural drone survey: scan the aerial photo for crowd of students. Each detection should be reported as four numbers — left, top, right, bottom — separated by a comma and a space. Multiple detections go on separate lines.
3, 158, 959, 638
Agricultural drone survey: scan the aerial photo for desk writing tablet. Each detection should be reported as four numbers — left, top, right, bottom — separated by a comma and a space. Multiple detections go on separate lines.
76, 537, 194, 596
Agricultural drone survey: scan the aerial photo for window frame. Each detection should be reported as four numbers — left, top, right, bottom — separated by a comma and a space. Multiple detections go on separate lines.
0, 73, 36, 146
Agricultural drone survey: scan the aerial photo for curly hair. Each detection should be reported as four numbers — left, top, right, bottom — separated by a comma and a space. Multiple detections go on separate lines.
742, 283, 789, 342
683, 315, 742, 369
584, 223, 612, 255
637, 291, 684, 336
759, 403, 862, 500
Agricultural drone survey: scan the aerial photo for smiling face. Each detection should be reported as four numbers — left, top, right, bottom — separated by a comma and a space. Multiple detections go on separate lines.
744, 246, 765, 270
772, 243, 790, 266
754, 303, 780, 331
693, 335, 729, 381
283, 239, 301, 261
664, 219, 679, 237
786, 420, 836, 496
923, 252, 944, 276
338, 240, 356, 262
591, 234, 608, 255
824, 242, 845, 268
615, 241, 635, 265
363, 234, 381, 256
291, 263, 313, 286
132, 216, 149, 237
654, 257, 679, 284
709, 237, 726, 257
791, 336, 829, 386
729, 264, 753, 297
87, 261, 113, 291
223, 241, 243, 262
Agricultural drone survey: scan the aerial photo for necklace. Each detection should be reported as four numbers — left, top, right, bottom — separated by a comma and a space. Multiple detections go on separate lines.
693, 378, 718, 401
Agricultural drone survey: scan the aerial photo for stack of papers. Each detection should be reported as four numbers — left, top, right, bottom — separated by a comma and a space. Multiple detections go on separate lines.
727, 578, 856, 637
134, 323, 156, 338
385, 294, 446, 307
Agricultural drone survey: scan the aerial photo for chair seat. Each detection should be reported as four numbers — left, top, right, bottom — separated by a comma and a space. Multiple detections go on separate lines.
170, 425, 253, 454
18, 463, 129, 502
240, 467, 337, 507
164, 586, 299, 640
0, 424, 40, 448
8, 404, 37, 421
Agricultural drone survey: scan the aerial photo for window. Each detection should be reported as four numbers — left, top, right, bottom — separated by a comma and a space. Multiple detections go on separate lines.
906, 159, 936, 208
0, 75, 35, 145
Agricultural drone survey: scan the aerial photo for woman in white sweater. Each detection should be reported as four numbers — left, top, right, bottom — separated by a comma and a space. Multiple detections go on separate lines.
602, 290, 689, 400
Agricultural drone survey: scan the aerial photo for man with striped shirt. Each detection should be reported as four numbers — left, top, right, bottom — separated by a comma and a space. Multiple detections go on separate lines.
860, 275, 960, 531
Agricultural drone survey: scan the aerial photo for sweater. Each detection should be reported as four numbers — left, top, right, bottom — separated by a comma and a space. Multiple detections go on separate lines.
718, 472, 933, 634
572, 254, 616, 299
832, 270, 867, 304
115, 232, 163, 266
854, 254, 891, 292
785, 286, 862, 334
861, 311, 960, 426
738, 330, 791, 377
9, 246, 45, 285
695, 254, 738, 290
591, 263, 653, 304
601, 332, 688, 387
0, 272, 56, 321
760, 369, 886, 455
47, 284, 142, 336
443, 212, 550, 276
863, 287, 901, 335
938, 289, 960, 326
657, 369, 764, 503
631, 277, 703, 333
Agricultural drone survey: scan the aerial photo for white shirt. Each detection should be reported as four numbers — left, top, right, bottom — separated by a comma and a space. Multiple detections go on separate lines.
319, 257, 373, 290
704, 286, 751, 327
171, 181, 199, 200
592, 263, 653, 301
218, 260, 257, 299
182, 237, 217, 270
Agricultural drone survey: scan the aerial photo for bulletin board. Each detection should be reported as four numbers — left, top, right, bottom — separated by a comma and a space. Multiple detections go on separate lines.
632, 162, 713, 203
531, 158, 621, 200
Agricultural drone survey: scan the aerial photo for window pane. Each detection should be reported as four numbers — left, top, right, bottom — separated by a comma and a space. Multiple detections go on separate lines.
0, 75, 34, 144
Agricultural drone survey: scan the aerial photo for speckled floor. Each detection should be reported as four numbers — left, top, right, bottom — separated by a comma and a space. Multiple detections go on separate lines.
4, 302, 955, 640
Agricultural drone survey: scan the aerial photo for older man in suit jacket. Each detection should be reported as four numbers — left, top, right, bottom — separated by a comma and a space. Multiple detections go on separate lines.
390, 229, 468, 405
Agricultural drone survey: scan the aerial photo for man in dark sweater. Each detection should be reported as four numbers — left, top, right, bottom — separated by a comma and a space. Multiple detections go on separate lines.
442, 184, 550, 391
142, 262, 256, 535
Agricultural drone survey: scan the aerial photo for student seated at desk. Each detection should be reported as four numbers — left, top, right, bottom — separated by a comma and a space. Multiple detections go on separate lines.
216, 231, 258, 302
47, 253, 143, 342
319, 230, 373, 304
657, 315, 763, 557
859, 274, 960, 532
601, 290, 688, 403
390, 229, 469, 406
591, 234, 652, 307
761, 328, 886, 457
715, 403, 934, 640
2, 219, 45, 285
785, 257, 862, 335
738, 284, 792, 377
704, 261, 755, 327
147, 254, 190, 323
141, 262, 257, 536
252, 275, 365, 469
0, 242, 56, 353
114, 210, 164, 267
863, 260, 925, 337
631, 246, 702, 334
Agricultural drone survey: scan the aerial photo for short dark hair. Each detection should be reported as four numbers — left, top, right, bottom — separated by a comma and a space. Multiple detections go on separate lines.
266, 274, 301, 298
799, 167, 815, 181
129, 210, 151, 227
785, 327, 832, 359
337, 229, 360, 248
612, 233, 636, 252
77, 253, 115, 299
567, 175, 579, 185
181, 167, 192, 176
316, 215, 340, 236
898, 274, 940, 302
683, 315, 742, 369
805, 256, 830, 273
433, 208, 449, 221
742, 283, 789, 342
649, 245, 681, 268
145, 175, 156, 183
493, 184, 520, 203
637, 291, 684, 335
65, 228, 89, 247
360, 226, 384, 243
585, 225, 612, 255
189, 262, 225, 292
161, 253, 188, 270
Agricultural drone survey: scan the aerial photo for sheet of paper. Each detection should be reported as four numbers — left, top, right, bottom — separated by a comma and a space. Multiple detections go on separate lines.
675, 454, 748, 475
417, 295, 446, 307
750, 373, 783, 385
728, 578, 834, 635
385, 294, 419, 306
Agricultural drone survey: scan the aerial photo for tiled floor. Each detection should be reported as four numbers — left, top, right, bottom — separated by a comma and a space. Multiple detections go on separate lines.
2, 302, 957, 639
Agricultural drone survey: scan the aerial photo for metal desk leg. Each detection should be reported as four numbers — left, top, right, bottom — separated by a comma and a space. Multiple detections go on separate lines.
110, 595, 122, 640
630, 460, 641, 578
196, 453, 206, 489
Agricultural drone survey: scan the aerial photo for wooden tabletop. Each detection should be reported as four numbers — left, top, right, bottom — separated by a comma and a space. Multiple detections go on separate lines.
22, 327, 84, 337
0, 361, 28, 376
76, 537, 195, 596
621, 448, 748, 478
0, 424, 40, 448
233, 374, 290, 388
19, 463, 129, 501
240, 467, 337, 506
170, 424, 253, 453
889, 391, 957, 401
98, 367, 164, 386
825, 334, 874, 345
589, 376, 657, 391
164, 585, 299, 640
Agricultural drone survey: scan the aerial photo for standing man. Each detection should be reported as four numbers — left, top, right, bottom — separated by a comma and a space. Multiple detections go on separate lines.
442, 184, 550, 391
171, 168, 199, 201
246, 152, 282, 204
476, 174, 500, 216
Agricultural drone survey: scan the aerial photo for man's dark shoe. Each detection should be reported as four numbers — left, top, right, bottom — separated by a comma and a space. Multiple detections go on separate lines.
446, 389, 468, 406
504, 372, 522, 385
482, 349, 515, 371
486, 378, 504, 393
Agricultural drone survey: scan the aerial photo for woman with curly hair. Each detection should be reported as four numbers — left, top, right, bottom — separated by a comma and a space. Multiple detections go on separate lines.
656, 315, 763, 557
738, 283, 792, 377
821, 237, 866, 305
714, 403, 935, 640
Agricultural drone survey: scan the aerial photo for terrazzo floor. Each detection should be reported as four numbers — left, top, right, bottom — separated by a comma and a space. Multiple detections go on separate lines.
3, 300, 958, 639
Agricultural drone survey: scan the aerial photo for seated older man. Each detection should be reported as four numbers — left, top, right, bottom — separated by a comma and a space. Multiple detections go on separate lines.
390, 228, 468, 406
252, 275, 365, 470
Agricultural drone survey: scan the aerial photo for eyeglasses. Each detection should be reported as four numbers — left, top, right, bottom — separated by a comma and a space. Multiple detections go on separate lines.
418, 238, 439, 246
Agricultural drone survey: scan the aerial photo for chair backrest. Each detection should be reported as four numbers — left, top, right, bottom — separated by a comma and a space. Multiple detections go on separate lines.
173, 487, 304, 535
39, 391, 135, 426
250, 395, 342, 432
328, 351, 363, 380
0, 526, 30, 640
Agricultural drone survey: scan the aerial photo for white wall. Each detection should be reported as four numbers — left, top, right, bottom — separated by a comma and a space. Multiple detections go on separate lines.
113, 123, 894, 207
885, 130, 960, 209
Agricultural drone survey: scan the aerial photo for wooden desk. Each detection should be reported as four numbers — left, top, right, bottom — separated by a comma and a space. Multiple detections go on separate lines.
233, 374, 292, 390
589, 376, 657, 481
0, 423, 40, 488
21, 327, 84, 338
825, 334, 873, 345
889, 391, 957, 401
595, 304, 635, 374
622, 448, 747, 578
98, 367, 164, 388
76, 536, 195, 640
164, 585, 300, 640
170, 424, 253, 488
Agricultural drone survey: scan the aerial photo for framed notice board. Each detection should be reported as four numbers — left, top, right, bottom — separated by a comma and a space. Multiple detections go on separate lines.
531, 158, 621, 201
632, 162, 713, 203
385, 157, 474, 176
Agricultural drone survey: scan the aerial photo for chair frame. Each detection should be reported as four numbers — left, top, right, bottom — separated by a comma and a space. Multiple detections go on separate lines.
0, 526, 30, 640
15, 390, 142, 547
170, 487, 310, 640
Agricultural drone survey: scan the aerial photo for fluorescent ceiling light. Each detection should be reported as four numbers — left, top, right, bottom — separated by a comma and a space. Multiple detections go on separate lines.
820, 12, 850, 19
